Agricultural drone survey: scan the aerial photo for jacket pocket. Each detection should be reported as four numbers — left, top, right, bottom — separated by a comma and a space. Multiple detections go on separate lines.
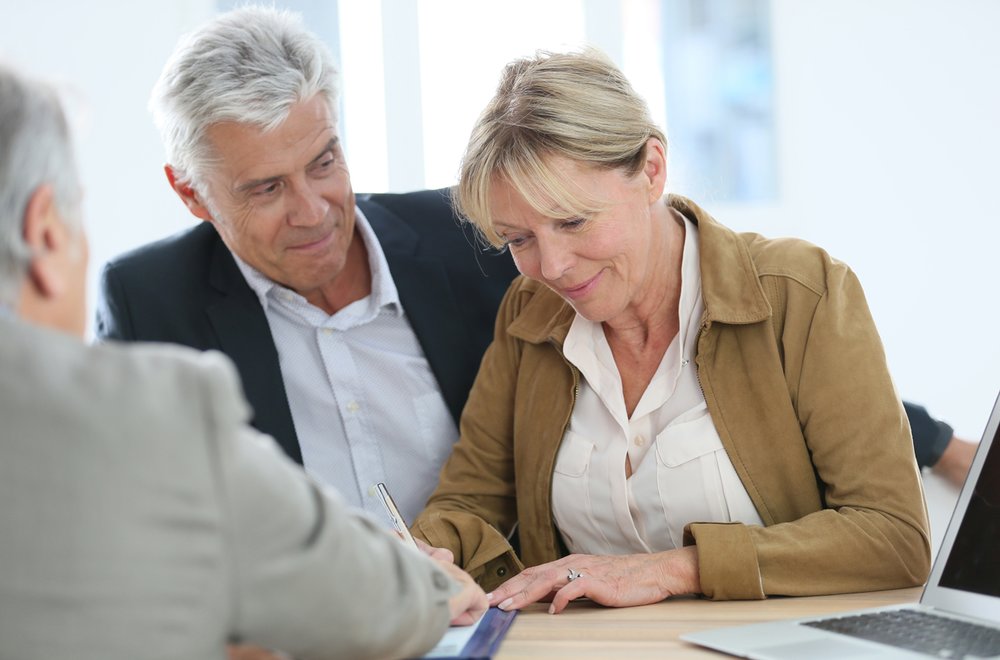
551, 430, 597, 551
553, 429, 594, 476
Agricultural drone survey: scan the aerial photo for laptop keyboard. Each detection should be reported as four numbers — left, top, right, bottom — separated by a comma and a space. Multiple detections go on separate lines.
803, 609, 1000, 658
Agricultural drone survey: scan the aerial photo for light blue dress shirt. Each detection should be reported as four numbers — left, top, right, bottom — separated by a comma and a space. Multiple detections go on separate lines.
232, 207, 458, 525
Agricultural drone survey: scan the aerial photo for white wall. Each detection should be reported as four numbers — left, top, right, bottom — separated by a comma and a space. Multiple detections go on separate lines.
0, 0, 216, 335
711, 0, 1000, 443
732, 0, 1000, 551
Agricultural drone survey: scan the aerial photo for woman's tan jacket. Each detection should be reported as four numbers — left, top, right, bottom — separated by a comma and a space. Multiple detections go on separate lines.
413, 195, 931, 600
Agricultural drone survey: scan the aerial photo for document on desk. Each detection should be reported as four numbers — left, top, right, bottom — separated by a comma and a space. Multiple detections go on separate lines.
420, 607, 517, 659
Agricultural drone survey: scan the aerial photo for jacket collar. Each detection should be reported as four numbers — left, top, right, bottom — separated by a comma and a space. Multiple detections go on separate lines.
507, 195, 771, 346
669, 195, 772, 325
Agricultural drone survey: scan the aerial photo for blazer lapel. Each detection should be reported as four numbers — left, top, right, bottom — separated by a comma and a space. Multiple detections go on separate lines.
363, 200, 473, 424
205, 237, 302, 463
389, 256, 472, 424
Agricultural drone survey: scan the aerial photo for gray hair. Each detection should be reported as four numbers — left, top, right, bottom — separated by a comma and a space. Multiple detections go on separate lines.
456, 49, 666, 247
0, 64, 82, 307
150, 5, 340, 191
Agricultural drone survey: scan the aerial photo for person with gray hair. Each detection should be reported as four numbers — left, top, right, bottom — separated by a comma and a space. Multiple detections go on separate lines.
0, 62, 486, 660
96, 5, 518, 528
0, 62, 84, 317
412, 49, 930, 610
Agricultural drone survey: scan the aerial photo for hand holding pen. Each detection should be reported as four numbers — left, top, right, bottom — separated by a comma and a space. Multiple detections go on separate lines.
375, 482, 487, 625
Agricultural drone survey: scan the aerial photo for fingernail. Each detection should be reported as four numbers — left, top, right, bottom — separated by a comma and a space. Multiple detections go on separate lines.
548, 604, 555, 615
485, 592, 493, 601
498, 597, 513, 610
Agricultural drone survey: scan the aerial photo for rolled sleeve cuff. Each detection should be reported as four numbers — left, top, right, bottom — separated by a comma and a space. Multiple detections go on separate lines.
685, 522, 765, 600
414, 511, 525, 592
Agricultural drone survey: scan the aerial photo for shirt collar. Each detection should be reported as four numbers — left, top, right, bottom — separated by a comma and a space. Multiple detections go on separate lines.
230, 205, 402, 317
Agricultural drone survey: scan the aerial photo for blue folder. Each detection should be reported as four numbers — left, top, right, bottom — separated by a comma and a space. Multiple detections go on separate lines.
419, 607, 518, 659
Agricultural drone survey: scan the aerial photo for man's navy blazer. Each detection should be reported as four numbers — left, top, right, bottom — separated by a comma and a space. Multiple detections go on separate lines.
96, 188, 519, 463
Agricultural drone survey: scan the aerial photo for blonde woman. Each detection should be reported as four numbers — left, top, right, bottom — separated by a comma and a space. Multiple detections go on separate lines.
413, 50, 929, 612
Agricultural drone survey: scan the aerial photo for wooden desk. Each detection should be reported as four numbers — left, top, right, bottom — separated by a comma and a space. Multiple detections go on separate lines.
495, 587, 922, 659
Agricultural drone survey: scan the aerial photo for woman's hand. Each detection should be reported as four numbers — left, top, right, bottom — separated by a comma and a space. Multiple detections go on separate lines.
487, 546, 700, 614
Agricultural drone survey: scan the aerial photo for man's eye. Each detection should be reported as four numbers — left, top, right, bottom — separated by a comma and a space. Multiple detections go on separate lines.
311, 151, 337, 174
254, 182, 281, 196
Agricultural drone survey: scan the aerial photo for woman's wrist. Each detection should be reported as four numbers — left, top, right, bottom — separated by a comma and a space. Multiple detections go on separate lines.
656, 545, 701, 598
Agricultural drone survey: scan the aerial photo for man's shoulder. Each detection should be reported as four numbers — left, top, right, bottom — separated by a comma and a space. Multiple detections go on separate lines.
97, 341, 249, 425
358, 187, 455, 222
2, 318, 248, 433
359, 187, 516, 277
98, 223, 226, 322
104, 222, 220, 275
93, 340, 244, 399
358, 187, 469, 241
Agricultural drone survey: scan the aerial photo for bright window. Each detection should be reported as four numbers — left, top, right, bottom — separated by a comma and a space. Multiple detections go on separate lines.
224, 0, 776, 201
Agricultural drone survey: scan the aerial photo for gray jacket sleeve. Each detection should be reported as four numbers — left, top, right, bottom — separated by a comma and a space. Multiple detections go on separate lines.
201, 352, 455, 659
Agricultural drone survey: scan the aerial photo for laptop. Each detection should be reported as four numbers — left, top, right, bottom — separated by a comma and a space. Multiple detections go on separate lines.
682, 391, 1000, 659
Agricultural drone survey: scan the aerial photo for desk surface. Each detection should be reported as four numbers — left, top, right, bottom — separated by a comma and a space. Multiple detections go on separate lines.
495, 586, 922, 659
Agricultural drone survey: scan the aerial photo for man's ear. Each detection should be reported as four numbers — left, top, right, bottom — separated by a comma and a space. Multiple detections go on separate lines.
22, 184, 66, 299
165, 165, 214, 222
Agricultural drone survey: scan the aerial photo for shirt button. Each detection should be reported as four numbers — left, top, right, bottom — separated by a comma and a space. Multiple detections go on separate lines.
347, 401, 360, 413
634, 436, 645, 447
321, 328, 333, 336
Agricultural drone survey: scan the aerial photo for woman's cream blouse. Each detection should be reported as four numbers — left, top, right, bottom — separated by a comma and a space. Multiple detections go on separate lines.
551, 215, 763, 554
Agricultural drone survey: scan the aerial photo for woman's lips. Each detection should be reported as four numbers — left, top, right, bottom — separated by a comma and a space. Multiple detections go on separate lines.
560, 271, 601, 300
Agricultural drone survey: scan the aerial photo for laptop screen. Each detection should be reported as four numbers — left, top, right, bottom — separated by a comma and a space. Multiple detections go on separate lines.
923, 390, 1000, 622
938, 419, 1000, 598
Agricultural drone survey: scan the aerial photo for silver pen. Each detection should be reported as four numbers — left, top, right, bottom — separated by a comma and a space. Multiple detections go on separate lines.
375, 482, 418, 548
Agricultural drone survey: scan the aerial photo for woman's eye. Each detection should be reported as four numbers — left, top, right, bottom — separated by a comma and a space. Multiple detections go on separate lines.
562, 218, 586, 230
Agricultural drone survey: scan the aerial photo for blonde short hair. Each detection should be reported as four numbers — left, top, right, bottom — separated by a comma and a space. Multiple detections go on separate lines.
456, 48, 666, 246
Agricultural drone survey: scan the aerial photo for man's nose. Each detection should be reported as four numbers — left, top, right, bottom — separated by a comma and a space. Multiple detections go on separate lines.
287, 180, 329, 226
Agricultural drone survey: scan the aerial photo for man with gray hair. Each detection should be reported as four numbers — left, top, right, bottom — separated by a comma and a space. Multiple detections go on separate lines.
96, 6, 518, 528
0, 62, 486, 660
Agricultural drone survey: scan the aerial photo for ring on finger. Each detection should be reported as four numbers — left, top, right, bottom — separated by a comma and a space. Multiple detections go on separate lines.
567, 568, 583, 582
